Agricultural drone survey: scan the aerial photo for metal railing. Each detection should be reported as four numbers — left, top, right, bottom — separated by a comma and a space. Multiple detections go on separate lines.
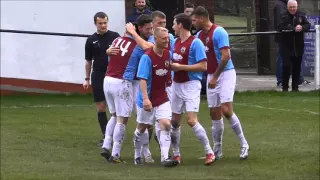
1, 26, 319, 90
0, 28, 316, 37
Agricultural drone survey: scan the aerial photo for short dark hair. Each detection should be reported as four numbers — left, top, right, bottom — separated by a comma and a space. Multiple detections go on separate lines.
129, 22, 141, 36
191, 6, 210, 19
174, 13, 192, 30
136, 14, 153, 27
184, 2, 195, 9
151, 10, 166, 19
94, 12, 108, 23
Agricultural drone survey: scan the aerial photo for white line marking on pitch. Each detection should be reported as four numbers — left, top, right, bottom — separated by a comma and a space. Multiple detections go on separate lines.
234, 103, 320, 115
1, 103, 319, 116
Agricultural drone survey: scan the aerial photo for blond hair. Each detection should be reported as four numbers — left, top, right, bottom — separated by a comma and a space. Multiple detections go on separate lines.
154, 27, 168, 37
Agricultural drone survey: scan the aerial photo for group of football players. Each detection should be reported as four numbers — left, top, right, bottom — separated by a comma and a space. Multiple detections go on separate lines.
85, 6, 250, 167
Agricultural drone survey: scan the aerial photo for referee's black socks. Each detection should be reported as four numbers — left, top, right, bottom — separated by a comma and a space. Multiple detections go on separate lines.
97, 112, 108, 136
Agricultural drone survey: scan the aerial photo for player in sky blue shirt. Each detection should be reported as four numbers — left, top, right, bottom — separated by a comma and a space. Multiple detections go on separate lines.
192, 6, 249, 161
169, 13, 215, 166
148, 34, 175, 78
212, 27, 234, 70
133, 27, 178, 167
196, 27, 234, 71
124, 11, 177, 161
136, 51, 173, 108
171, 37, 207, 83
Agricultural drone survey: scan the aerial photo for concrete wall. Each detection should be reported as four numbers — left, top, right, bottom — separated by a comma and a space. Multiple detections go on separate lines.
0, 0, 125, 85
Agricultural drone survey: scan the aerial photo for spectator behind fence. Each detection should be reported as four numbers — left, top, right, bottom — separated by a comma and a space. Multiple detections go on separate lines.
127, 0, 152, 23
274, 0, 310, 87
184, 2, 197, 35
273, 0, 288, 86
277, 0, 310, 92
184, 2, 194, 16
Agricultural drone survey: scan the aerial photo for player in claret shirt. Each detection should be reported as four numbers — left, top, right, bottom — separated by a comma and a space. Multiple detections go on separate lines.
170, 13, 215, 166
133, 27, 178, 167
192, 6, 249, 160
125, 11, 175, 162
100, 32, 137, 163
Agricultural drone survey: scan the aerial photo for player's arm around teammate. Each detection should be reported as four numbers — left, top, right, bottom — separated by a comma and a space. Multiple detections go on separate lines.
126, 22, 154, 50
123, 15, 156, 163
133, 27, 179, 167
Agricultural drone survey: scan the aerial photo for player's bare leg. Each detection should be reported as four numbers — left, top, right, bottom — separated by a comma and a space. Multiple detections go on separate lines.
170, 113, 182, 164
158, 118, 179, 167
186, 112, 215, 165
222, 102, 249, 160
96, 101, 108, 146
210, 107, 224, 160
133, 123, 149, 165
101, 112, 117, 160
108, 117, 129, 163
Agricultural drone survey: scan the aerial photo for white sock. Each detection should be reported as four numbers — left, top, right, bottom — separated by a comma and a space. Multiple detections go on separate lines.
155, 121, 161, 142
228, 113, 248, 147
111, 122, 126, 158
159, 130, 171, 162
170, 126, 181, 157
134, 129, 149, 159
142, 143, 151, 157
140, 129, 151, 157
212, 119, 224, 146
133, 129, 141, 159
102, 116, 117, 149
192, 122, 213, 155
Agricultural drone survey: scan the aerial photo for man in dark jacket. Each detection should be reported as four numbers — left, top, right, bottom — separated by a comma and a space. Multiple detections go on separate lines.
273, 0, 288, 86
127, 0, 152, 23
277, 0, 310, 92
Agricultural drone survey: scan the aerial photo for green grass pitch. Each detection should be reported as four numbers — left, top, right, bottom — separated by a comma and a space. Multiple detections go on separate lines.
1, 91, 319, 180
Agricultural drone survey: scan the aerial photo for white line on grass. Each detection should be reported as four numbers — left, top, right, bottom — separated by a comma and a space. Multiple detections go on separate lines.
234, 103, 320, 115
1, 103, 319, 116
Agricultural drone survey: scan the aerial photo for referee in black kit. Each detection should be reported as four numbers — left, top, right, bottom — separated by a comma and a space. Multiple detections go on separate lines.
83, 12, 120, 145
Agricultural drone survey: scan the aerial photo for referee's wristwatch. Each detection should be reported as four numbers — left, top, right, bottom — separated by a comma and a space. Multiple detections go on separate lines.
85, 77, 90, 81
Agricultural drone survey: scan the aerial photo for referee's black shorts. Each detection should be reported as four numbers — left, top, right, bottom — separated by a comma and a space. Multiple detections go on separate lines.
91, 70, 106, 102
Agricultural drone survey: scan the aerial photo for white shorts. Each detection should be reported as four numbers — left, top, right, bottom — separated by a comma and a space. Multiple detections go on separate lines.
207, 69, 236, 108
166, 85, 172, 103
103, 76, 134, 117
171, 80, 201, 114
136, 101, 172, 125
132, 80, 140, 114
